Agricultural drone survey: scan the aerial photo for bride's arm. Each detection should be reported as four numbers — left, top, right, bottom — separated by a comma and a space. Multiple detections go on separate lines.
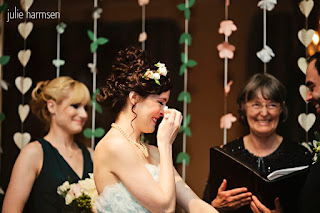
175, 169, 219, 213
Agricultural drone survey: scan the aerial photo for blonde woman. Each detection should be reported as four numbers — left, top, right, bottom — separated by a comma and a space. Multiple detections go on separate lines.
2, 76, 93, 213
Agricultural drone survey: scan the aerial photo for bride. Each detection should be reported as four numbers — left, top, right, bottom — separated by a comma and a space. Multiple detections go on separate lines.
93, 46, 218, 213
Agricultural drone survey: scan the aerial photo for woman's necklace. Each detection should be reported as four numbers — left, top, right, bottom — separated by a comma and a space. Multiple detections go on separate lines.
111, 123, 149, 158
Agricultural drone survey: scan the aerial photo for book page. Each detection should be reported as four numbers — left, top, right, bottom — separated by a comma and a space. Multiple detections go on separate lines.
267, 165, 309, 181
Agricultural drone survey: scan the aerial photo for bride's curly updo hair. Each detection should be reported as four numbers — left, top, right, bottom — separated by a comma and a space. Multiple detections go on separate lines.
97, 46, 171, 117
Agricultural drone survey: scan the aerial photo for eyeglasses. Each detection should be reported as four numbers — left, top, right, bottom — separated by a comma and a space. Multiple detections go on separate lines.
246, 102, 281, 112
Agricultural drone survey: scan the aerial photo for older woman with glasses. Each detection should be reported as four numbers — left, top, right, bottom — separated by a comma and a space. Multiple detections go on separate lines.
203, 73, 312, 213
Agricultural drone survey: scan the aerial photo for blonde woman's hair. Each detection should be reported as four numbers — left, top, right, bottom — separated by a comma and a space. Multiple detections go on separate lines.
30, 76, 90, 127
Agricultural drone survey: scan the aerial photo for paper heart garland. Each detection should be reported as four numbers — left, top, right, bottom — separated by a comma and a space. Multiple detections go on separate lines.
299, 0, 314, 18
217, 41, 236, 59
257, 0, 277, 11
13, 132, 31, 149
18, 49, 31, 67
93, 7, 103, 19
0, 79, 8, 90
298, 113, 316, 132
218, 20, 237, 37
18, 104, 30, 122
224, 80, 233, 95
18, 22, 33, 39
20, 0, 34, 12
299, 85, 309, 103
220, 113, 237, 129
138, 0, 150, 6
56, 22, 67, 34
298, 29, 315, 47
298, 57, 307, 74
256, 45, 275, 63
83, 128, 105, 138
138, 32, 147, 42
52, 59, 65, 68
15, 76, 32, 95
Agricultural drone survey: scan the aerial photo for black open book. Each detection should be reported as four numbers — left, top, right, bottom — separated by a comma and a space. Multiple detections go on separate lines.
208, 147, 310, 212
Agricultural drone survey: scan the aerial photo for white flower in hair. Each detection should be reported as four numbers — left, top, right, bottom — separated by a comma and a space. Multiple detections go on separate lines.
142, 62, 168, 85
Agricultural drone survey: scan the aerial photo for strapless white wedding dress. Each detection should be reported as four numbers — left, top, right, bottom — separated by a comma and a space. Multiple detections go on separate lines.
95, 164, 160, 213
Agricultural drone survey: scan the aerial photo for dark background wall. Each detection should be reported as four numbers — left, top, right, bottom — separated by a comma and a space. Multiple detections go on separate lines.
1, 0, 320, 209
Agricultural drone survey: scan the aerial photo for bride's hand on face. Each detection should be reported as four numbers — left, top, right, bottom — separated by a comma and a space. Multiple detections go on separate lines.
157, 108, 183, 146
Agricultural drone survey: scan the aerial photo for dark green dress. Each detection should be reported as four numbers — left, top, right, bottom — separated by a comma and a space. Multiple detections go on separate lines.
24, 138, 93, 213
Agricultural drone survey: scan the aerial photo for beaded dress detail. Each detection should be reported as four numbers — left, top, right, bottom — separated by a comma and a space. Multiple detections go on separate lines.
95, 164, 160, 213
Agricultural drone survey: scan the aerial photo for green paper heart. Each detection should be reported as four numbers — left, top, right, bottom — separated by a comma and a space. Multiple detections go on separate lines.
90, 42, 98, 53
177, 3, 185, 11
179, 64, 187, 75
0, 2, 7, 14
176, 152, 190, 165
181, 52, 186, 63
185, 114, 191, 126
189, 0, 196, 8
178, 91, 191, 103
179, 33, 191, 46
0, 55, 10, 65
56, 22, 67, 34
87, 30, 95, 41
187, 59, 197, 67
90, 100, 102, 113
179, 126, 191, 137
0, 113, 5, 122
96, 37, 109, 45
83, 127, 105, 138
184, 8, 190, 20
52, 59, 65, 68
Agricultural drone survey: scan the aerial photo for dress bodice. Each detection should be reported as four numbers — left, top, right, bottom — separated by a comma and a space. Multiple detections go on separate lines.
95, 164, 160, 213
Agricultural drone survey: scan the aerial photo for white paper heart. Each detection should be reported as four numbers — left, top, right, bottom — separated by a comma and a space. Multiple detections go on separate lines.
298, 57, 307, 74
299, 0, 314, 18
18, 22, 33, 39
298, 29, 315, 47
20, 0, 34, 12
138, 32, 147, 42
15, 76, 32, 95
299, 85, 309, 103
13, 132, 31, 149
0, 79, 8, 90
298, 113, 316, 132
18, 49, 31, 67
301, 141, 313, 153
0, 187, 3, 195
18, 104, 30, 122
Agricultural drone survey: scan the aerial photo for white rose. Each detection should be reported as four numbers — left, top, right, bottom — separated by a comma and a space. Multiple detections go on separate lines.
158, 67, 167, 76
153, 73, 160, 80
57, 181, 70, 195
65, 191, 75, 205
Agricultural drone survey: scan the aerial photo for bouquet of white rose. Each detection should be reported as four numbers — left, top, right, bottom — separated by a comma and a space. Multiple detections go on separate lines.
57, 173, 98, 213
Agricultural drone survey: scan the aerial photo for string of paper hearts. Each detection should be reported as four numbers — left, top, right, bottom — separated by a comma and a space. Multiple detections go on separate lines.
52, 0, 66, 77
297, 0, 315, 146
256, 0, 277, 71
13, 0, 35, 150
138, 0, 149, 50
176, 0, 197, 180
217, 1, 237, 145
84, 0, 108, 149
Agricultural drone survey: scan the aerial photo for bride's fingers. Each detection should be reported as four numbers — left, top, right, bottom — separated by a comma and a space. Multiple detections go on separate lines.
166, 109, 176, 124
174, 110, 182, 128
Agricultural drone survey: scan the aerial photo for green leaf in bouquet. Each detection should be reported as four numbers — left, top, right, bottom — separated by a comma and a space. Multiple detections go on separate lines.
176, 152, 190, 165
315, 131, 320, 141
